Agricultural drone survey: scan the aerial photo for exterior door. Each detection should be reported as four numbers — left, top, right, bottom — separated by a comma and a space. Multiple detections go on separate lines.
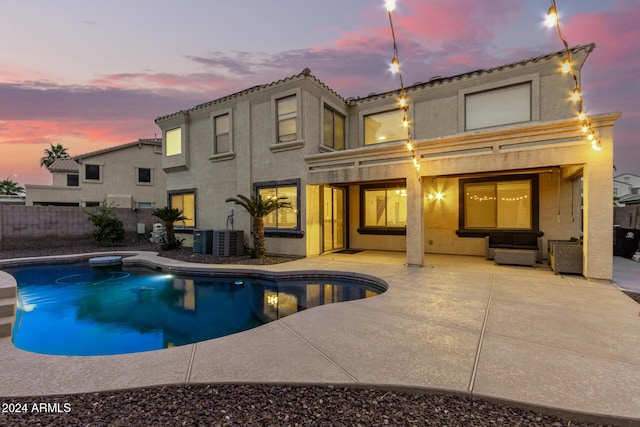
322, 186, 345, 252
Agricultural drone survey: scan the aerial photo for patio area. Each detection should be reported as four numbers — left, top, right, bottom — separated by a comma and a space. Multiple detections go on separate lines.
1, 250, 639, 424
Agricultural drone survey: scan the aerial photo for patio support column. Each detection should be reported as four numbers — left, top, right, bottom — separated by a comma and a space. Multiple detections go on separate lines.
406, 173, 424, 267
583, 127, 614, 281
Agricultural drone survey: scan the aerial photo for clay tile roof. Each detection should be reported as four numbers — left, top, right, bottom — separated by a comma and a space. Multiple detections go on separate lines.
155, 68, 345, 123
47, 158, 79, 172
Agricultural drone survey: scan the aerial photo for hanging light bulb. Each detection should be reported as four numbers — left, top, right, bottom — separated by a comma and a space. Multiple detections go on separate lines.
406, 141, 413, 151
578, 110, 586, 121
384, 0, 396, 12
390, 57, 400, 73
399, 96, 407, 108
571, 88, 581, 102
561, 57, 571, 73
545, 4, 558, 27
402, 116, 409, 128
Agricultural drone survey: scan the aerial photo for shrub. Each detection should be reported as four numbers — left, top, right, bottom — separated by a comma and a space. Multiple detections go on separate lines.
85, 204, 125, 244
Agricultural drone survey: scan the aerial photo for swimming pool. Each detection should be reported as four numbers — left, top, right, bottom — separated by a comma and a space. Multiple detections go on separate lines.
7, 262, 384, 356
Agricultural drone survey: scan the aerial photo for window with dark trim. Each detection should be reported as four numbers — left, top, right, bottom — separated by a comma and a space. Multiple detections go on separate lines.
67, 174, 79, 187
254, 179, 302, 238
137, 167, 152, 184
358, 182, 407, 235
85, 164, 100, 181
323, 106, 345, 150
168, 189, 196, 228
457, 175, 539, 237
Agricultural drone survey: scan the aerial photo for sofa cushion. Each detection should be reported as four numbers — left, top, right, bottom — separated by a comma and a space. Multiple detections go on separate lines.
512, 232, 538, 247
489, 234, 512, 246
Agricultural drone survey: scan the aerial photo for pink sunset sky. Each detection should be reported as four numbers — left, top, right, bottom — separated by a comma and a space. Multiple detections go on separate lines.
1, 0, 638, 187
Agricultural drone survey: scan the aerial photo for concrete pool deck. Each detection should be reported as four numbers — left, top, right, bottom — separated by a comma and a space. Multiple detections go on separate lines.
1, 251, 640, 424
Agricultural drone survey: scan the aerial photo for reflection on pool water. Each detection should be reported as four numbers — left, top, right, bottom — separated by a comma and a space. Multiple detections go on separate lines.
7, 262, 384, 356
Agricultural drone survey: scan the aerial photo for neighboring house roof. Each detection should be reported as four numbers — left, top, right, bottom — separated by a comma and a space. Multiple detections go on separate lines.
155, 43, 596, 122
72, 138, 161, 161
614, 173, 640, 179
48, 158, 79, 172
618, 194, 640, 205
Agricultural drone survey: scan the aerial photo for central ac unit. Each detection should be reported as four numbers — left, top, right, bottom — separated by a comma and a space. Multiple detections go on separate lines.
212, 230, 244, 256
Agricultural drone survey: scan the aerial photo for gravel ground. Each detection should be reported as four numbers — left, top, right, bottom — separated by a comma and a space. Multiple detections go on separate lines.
0, 241, 632, 426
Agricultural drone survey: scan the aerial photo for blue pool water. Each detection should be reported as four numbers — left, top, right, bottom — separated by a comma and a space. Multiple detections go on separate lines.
6, 262, 383, 356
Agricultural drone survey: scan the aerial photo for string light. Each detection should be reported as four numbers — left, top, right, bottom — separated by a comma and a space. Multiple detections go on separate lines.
546, 0, 601, 151
384, 1, 421, 174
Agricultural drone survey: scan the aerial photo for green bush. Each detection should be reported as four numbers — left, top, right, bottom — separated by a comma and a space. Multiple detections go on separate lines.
85, 204, 125, 244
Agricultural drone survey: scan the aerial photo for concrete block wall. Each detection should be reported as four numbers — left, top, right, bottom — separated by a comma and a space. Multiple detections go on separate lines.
0, 206, 158, 250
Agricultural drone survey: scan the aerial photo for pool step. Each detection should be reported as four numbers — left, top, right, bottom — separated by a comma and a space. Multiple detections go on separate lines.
0, 297, 16, 337
0, 281, 16, 299
0, 316, 13, 338
0, 274, 17, 338
0, 297, 16, 318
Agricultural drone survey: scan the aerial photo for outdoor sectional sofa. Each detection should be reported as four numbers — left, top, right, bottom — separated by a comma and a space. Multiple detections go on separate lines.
485, 231, 543, 263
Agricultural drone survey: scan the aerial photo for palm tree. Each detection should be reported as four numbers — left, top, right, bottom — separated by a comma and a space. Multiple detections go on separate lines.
0, 179, 24, 195
40, 143, 70, 168
225, 194, 291, 259
151, 207, 188, 249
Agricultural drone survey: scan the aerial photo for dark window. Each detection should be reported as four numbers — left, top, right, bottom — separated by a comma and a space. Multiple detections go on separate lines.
138, 168, 151, 183
85, 164, 100, 180
323, 106, 345, 150
67, 174, 79, 187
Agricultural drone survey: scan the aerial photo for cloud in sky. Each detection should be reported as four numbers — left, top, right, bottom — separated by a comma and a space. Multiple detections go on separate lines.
0, 0, 637, 186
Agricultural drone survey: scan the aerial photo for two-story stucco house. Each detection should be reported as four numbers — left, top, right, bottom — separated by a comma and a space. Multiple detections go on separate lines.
614, 173, 640, 205
25, 138, 167, 209
155, 44, 619, 280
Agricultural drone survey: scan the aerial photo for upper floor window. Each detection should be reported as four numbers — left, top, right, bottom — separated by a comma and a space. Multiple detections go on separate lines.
169, 190, 195, 228
165, 128, 182, 156
214, 114, 230, 154
277, 96, 297, 143
323, 106, 345, 150
85, 164, 101, 181
67, 174, 79, 187
465, 82, 531, 130
137, 167, 152, 184
364, 110, 405, 145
